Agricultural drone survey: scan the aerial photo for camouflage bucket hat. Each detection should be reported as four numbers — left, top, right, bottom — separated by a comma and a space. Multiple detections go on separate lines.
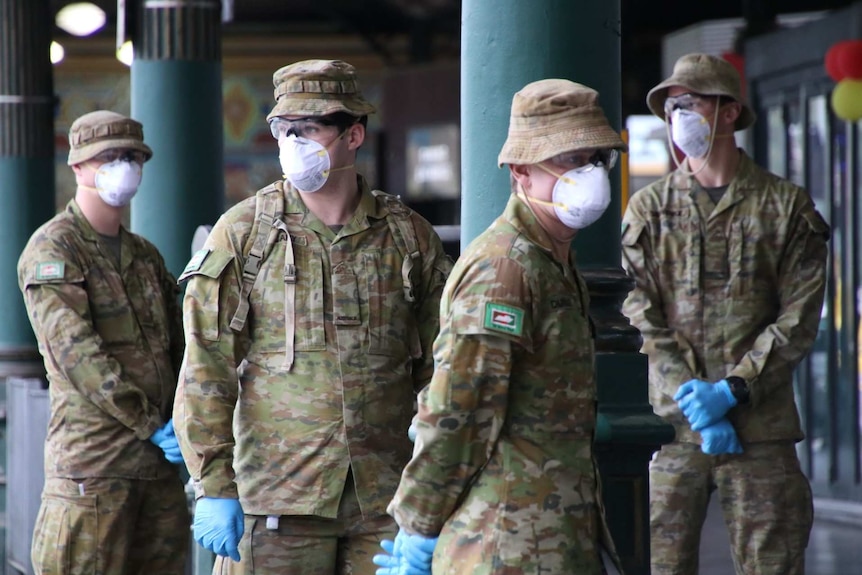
497, 79, 626, 167
266, 59, 377, 121
647, 52, 756, 131
67, 110, 153, 166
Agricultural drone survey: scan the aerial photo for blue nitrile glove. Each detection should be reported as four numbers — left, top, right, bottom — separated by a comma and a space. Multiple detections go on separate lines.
193, 497, 244, 562
149, 419, 184, 464
374, 538, 423, 575
373, 529, 438, 575
674, 378, 737, 431
407, 422, 417, 443
699, 418, 744, 455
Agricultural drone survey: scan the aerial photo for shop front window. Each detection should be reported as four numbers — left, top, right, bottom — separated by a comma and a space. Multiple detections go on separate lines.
767, 106, 786, 177
806, 95, 831, 479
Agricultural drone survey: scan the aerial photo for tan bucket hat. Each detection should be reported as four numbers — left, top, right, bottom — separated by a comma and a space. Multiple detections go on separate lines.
497, 79, 626, 167
266, 59, 376, 121
647, 52, 756, 131
67, 110, 152, 166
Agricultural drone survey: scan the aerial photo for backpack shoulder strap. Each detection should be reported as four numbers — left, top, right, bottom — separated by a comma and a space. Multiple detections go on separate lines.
230, 182, 285, 332
371, 189, 421, 305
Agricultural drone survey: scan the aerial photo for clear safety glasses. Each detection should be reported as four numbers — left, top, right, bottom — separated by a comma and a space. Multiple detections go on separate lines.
663, 93, 721, 117
92, 148, 148, 164
269, 117, 342, 140
547, 148, 619, 173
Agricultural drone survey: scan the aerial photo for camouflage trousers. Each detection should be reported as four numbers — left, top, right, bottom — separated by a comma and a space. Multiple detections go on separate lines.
31, 474, 190, 575
428, 455, 616, 575
213, 473, 396, 575
650, 441, 813, 575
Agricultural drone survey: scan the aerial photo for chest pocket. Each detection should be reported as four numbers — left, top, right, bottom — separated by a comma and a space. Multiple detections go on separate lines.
540, 292, 594, 372
292, 242, 326, 352
729, 216, 774, 299
86, 265, 140, 347
648, 208, 700, 289
126, 257, 171, 350
362, 247, 417, 357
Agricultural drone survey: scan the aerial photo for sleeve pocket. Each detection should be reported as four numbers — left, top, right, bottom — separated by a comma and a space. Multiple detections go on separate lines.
178, 249, 234, 283
800, 206, 830, 239
621, 221, 645, 247
450, 298, 533, 352
181, 249, 235, 342
23, 261, 85, 289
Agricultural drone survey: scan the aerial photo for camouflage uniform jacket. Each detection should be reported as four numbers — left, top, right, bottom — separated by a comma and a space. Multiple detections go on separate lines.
389, 195, 619, 572
174, 176, 451, 517
622, 152, 829, 444
18, 199, 184, 479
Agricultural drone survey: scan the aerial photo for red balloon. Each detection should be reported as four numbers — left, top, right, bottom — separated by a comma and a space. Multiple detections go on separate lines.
837, 40, 862, 80
825, 41, 854, 82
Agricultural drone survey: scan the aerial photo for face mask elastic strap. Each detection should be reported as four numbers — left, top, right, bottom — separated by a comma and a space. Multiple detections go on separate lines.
535, 162, 563, 180
328, 164, 354, 174
516, 179, 566, 213
536, 162, 582, 187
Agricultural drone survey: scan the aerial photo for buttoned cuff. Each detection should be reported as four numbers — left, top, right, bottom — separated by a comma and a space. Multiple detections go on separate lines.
193, 476, 239, 500
136, 414, 162, 441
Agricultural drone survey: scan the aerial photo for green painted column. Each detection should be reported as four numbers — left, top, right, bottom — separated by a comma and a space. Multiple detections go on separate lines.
130, 2, 222, 571
130, 0, 224, 278
0, 0, 55, 571
0, 0, 54, 358
461, 2, 673, 573
461, 0, 624, 253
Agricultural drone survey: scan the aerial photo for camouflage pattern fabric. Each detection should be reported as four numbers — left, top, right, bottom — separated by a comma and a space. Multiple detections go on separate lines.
621, 152, 829, 445
267, 59, 376, 121
211, 471, 396, 574
18, 199, 184, 479
174, 175, 451, 522
650, 441, 812, 575
31, 476, 189, 575
388, 194, 621, 574
621, 152, 828, 574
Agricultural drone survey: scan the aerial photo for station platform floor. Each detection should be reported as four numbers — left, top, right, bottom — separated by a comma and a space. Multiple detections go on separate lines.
698, 497, 862, 574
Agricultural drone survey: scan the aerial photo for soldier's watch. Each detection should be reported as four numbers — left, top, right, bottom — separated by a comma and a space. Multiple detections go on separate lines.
725, 376, 750, 405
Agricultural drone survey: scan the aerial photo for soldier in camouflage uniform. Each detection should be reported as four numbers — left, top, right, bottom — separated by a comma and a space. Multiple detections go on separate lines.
18, 110, 189, 575
378, 80, 627, 575
622, 53, 830, 575
173, 59, 452, 575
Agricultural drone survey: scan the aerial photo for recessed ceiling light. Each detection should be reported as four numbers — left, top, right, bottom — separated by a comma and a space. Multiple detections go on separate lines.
117, 40, 134, 67
55, 2, 107, 37
50, 41, 65, 64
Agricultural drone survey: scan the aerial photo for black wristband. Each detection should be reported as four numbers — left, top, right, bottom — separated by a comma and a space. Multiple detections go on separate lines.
726, 376, 750, 405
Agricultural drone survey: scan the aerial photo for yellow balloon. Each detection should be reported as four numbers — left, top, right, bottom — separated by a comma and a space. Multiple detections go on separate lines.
831, 79, 862, 122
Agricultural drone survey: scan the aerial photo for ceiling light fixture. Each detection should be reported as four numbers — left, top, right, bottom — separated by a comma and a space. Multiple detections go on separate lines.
55, 2, 107, 37
117, 40, 134, 67
50, 41, 65, 65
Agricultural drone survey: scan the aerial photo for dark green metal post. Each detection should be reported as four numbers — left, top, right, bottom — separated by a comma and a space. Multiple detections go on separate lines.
0, 0, 55, 570
130, 2, 223, 571
130, 0, 224, 278
461, 2, 673, 573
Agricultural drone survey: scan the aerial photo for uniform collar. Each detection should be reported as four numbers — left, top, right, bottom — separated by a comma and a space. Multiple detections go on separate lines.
281, 175, 379, 238
670, 149, 758, 193
67, 199, 127, 244
68, 199, 135, 272
670, 150, 761, 217
503, 193, 557, 255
